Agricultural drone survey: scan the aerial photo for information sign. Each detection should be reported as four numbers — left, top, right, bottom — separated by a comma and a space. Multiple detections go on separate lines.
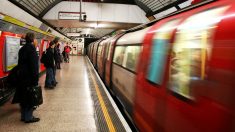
5, 36, 20, 71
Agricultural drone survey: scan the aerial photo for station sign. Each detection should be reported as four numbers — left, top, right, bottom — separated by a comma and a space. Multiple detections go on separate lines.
58, 12, 85, 20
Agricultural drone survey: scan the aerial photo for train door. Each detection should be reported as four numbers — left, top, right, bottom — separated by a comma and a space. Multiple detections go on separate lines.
97, 40, 106, 79
133, 19, 181, 131
208, 3, 235, 131
93, 40, 103, 69
88, 43, 93, 59
104, 34, 124, 88
165, 6, 232, 132
100, 39, 109, 80
102, 39, 110, 82
90, 43, 95, 63
104, 39, 113, 87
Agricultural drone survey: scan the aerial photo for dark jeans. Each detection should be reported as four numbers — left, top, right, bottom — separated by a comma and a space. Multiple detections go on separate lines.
45, 67, 56, 86
20, 104, 34, 121
65, 53, 69, 63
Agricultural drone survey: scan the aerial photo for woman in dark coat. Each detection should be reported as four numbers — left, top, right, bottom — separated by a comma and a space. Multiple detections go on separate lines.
12, 32, 40, 123
44, 41, 57, 88
54, 43, 61, 69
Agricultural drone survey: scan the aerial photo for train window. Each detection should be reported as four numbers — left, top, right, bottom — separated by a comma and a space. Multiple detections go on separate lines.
147, 19, 180, 85
123, 46, 141, 72
168, 6, 229, 100
113, 46, 126, 65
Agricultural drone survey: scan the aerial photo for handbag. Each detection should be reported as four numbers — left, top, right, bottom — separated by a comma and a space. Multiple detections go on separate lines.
26, 85, 43, 106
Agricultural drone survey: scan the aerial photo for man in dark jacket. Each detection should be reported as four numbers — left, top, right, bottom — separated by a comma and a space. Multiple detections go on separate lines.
12, 32, 40, 123
54, 44, 61, 69
51, 38, 59, 86
53, 37, 61, 69
44, 41, 56, 88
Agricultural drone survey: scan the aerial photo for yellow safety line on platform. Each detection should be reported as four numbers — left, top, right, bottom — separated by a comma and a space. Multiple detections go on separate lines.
87, 63, 116, 132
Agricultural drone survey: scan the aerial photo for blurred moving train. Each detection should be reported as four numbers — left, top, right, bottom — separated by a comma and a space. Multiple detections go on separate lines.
87, 0, 235, 131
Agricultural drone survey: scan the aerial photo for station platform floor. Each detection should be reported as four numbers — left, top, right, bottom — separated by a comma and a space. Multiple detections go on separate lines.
0, 56, 131, 132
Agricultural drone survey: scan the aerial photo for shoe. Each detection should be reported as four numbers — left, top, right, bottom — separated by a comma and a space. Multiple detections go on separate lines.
52, 82, 58, 86
25, 117, 40, 123
21, 119, 25, 122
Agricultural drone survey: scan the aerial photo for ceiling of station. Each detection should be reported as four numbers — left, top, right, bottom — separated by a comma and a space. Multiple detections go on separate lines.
65, 0, 136, 5
57, 27, 115, 39
15, 0, 58, 16
139, 0, 178, 12
48, 20, 140, 38
10, 0, 193, 39
135, 0, 191, 17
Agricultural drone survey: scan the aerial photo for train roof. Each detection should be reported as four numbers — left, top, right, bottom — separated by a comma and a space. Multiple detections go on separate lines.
116, 27, 151, 45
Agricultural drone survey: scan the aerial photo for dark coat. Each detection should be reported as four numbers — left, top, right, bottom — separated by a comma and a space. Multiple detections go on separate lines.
44, 47, 55, 68
12, 42, 39, 105
54, 47, 61, 63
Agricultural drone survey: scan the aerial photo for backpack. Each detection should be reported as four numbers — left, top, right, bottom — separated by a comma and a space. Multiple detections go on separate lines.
40, 51, 48, 64
65, 47, 70, 53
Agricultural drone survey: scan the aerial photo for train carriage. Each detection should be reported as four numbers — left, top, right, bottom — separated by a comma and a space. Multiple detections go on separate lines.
134, 0, 235, 131
97, 38, 109, 80
90, 42, 96, 63
104, 34, 124, 88
87, 0, 235, 131
88, 42, 94, 60
111, 27, 150, 116
92, 39, 103, 68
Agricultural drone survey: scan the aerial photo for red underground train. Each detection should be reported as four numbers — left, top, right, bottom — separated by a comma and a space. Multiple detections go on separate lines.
87, 0, 235, 131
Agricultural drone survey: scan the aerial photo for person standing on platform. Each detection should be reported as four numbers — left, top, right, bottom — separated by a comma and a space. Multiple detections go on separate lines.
52, 38, 59, 86
64, 44, 71, 63
44, 41, 57, 89
54, 42, 61, 69
12, 32, 40, 123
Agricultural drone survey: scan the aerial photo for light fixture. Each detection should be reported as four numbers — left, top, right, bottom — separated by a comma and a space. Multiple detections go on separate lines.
89, 23, 106, 28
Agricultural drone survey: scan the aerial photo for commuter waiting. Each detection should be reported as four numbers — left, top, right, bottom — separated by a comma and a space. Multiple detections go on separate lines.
53, 37, 61, 69
55, 43, 61, 69
64, 44, 71, 63
12, 32, 40, 123
44, 41, 57, 89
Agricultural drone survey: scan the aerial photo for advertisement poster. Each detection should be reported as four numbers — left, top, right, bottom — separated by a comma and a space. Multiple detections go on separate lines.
5, 36, 20, 71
